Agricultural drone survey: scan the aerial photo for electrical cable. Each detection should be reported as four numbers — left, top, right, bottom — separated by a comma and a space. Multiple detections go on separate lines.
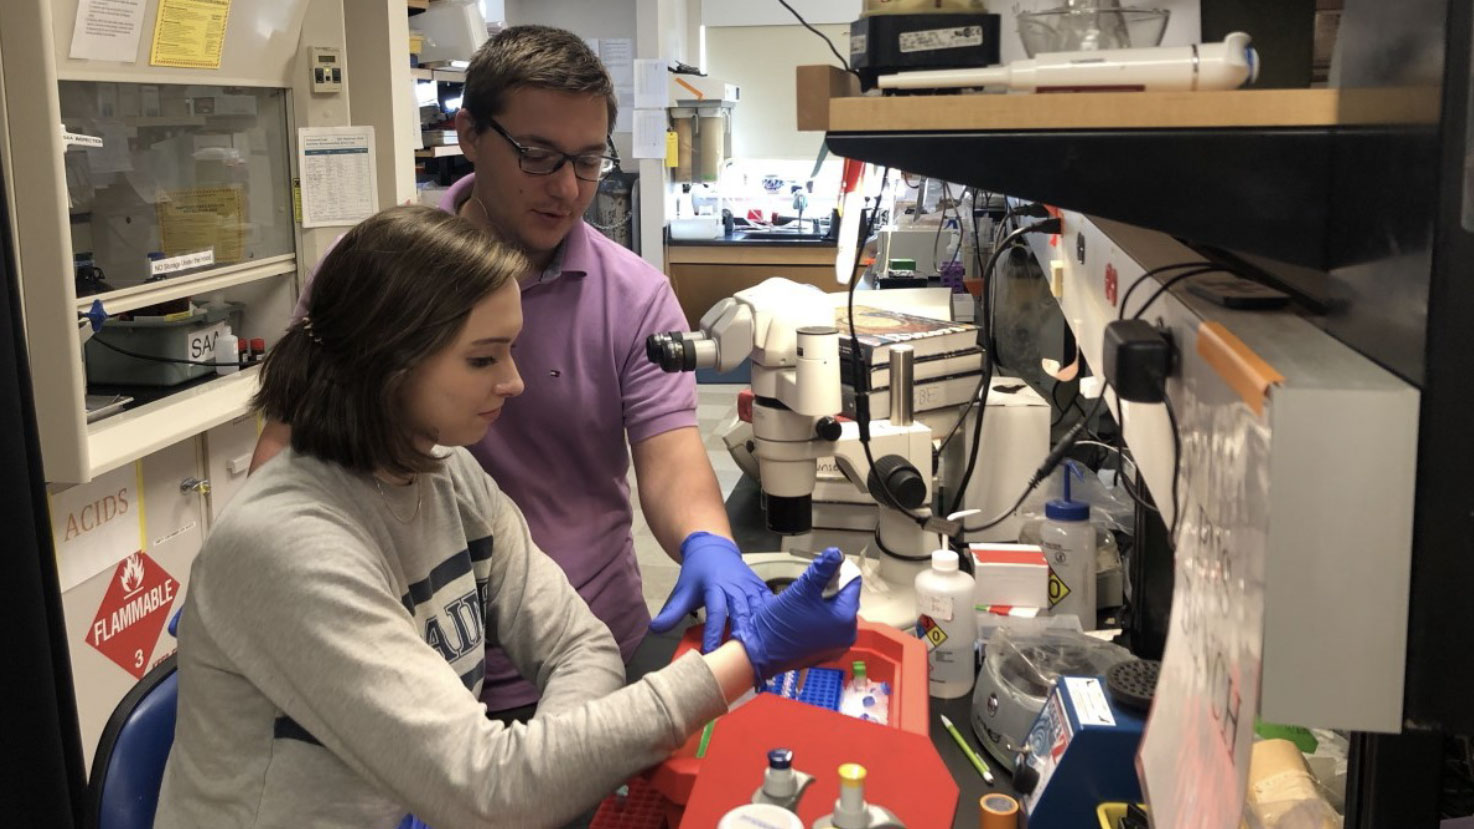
933, 199, 994, 457
954, 393, 1105, 534
842, 166, 931, 537
1163, 394, 1182, 541
945, 218, 1059, 517
1115, 261, 1217, 321
931, 182, 952, 270
776, 0, 860, 78
1111, 388, 1159, 515
1129, 266, 1221, 321
90, 335, 244, 369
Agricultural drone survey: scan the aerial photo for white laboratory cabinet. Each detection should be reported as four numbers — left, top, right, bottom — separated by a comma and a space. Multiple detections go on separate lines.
0, 0, 373, 767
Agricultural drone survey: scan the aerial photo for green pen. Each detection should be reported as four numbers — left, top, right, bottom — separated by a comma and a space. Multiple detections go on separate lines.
695, 719, 716, 758
939, 713, 995, 785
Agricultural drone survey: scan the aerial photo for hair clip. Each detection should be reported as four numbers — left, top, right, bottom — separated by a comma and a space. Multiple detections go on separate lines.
300, 315, 325, 346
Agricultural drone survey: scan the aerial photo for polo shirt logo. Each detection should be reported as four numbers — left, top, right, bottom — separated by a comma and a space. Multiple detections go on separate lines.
549, 369, 561, 377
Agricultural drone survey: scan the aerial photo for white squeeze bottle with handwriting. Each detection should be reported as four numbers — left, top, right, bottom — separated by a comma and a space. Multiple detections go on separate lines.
913, 549, 977, 699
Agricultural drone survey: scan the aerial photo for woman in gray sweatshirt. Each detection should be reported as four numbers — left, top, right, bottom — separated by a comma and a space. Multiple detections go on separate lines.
153, 205, 861, 828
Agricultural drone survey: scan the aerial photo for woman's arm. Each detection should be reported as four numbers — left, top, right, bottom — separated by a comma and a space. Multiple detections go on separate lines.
191, 508, 732, 829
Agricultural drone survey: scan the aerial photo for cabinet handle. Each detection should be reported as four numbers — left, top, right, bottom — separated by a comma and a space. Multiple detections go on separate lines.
180, 477, 211, 496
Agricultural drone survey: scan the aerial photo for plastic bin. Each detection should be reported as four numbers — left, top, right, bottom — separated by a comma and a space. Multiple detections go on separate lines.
85, 304, 239, 387
647, 620, 928, 825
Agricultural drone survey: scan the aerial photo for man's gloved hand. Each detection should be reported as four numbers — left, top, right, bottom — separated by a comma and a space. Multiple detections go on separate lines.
731, 547, 861, 684
650, 531, 774, 652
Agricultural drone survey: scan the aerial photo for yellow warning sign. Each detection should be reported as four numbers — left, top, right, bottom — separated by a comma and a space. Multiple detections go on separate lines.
150, 0, 231, 70
1048, 571, 1071, 607
916, 614, 949, 648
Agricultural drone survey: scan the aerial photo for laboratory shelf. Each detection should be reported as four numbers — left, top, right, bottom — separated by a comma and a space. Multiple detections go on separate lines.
86, 366, 260, 479
74, 255, 296, 317
823, 85, 1440, 270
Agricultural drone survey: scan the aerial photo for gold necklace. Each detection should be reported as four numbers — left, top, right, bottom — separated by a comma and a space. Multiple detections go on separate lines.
374, 475, 421, 524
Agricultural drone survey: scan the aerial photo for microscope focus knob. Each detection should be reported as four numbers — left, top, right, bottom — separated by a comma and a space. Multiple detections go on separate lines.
814, 416, 842, 442
866, 455, 926, 511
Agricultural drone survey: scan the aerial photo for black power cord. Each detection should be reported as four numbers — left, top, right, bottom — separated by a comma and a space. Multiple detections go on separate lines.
841, 167, 932, 540
945, 217, 1060, 518
777, 0, 860, 79
1162, 394, 1182, 541
934, 196, 994, 457
1114, 262, 1218, 321
954, 392, 1106, 535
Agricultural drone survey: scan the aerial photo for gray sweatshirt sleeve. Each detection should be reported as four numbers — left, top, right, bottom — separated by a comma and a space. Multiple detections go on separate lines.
194, 499, 726, 828
472, 470, 626, 718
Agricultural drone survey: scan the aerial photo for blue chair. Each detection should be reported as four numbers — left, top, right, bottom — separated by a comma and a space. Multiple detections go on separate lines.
86, 652, 178, 829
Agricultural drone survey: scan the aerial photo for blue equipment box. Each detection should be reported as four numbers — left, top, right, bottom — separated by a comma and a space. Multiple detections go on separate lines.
1019, 675, 1145, 828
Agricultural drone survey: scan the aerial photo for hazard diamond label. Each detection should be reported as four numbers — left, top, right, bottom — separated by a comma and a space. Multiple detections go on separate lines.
915, 613, 949, 649
85, 552, 179, 679
1048, 569, 1071, 608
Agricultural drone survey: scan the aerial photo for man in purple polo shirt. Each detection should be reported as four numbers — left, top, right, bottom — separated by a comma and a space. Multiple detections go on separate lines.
251, 25, 770, 719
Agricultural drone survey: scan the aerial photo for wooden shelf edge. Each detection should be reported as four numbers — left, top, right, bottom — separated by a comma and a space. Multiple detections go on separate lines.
825, 86, 1441, 133
414, 145, 463, 158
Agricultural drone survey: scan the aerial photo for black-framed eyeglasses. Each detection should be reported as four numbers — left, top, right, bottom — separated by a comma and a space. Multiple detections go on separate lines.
484, 117, 619, 182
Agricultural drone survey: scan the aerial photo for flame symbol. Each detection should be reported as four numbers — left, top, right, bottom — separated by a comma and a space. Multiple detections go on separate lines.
119, 554, 145, 594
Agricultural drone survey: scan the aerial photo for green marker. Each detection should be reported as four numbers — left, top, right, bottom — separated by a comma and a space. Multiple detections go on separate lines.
939, 714, 995, 785
695, 719, 716, 758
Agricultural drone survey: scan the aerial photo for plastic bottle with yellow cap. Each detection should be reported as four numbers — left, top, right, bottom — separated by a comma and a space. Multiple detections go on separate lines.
811, 764, 906, 829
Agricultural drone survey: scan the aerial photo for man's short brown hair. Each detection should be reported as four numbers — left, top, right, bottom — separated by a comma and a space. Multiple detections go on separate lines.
462, 25, 617, 134
254, 205, 526, 478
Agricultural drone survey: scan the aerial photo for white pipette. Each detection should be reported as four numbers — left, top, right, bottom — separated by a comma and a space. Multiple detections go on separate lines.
877, 32, 1259, 93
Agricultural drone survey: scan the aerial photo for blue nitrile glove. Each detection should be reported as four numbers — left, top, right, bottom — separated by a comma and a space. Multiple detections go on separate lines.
731, 547, 861, 684
650, 532, 774, 652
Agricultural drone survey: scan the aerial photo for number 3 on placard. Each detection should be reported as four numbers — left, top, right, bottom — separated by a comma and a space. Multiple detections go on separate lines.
134, 649, 144, 669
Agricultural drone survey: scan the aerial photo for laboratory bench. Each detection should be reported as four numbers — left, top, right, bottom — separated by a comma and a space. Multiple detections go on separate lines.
666, 229, 837, 247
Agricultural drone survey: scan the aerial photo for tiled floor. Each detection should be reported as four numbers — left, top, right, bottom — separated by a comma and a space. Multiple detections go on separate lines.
630, 384, 746, 615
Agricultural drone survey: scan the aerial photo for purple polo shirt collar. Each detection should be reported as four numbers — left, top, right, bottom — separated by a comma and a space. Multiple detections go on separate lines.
440, 174, 589, 285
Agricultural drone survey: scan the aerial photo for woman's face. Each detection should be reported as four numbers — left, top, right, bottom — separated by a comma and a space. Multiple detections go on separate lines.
402, 279, 524, 451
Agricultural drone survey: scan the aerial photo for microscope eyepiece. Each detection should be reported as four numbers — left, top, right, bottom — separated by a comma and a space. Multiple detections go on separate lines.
644, 331, 717, 373
644, 332, 697, 373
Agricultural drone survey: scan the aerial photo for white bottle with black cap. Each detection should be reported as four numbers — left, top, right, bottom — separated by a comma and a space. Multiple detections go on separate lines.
1039, 460, 1096, 629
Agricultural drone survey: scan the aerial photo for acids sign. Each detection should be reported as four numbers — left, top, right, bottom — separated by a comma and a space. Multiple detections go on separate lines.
48, 464, 144, 593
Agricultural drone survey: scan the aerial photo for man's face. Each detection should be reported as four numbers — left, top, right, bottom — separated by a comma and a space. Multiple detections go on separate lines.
457, 88, 608, 259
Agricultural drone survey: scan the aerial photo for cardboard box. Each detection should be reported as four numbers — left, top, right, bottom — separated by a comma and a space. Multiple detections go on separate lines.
796, 65, 860, 131
970, 542, 1048, 608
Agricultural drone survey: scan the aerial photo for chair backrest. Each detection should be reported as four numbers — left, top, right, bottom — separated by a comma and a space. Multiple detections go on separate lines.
86, 654, 179, 829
